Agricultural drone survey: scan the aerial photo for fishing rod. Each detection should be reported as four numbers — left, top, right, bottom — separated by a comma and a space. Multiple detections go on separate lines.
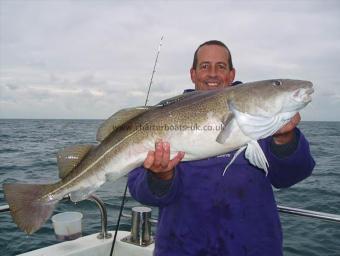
109, 35, 164, 256
145, 35, 164, 106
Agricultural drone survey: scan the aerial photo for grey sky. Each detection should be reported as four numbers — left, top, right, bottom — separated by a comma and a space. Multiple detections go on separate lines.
0, 0, 339, 121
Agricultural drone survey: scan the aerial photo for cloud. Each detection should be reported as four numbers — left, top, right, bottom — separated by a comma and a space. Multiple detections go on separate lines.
0, 0, 339, 120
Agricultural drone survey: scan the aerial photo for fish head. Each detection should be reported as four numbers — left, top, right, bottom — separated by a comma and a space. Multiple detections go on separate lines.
280, 79, 314, 113
228, 79, 314, 117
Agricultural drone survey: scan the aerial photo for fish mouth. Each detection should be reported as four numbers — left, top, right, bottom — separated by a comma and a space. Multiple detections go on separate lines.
292, 87, 314, 103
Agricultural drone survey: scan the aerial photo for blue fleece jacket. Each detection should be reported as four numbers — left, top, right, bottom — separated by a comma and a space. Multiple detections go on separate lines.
128, 129, 315, 256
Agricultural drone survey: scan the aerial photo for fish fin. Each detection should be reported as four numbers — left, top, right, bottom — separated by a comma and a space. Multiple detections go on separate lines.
97, 106, 153, 141
57, 144, 95, 179
155, 91, 198, 106
216, 112, 236, 144
229, 101, 294, 140
222, 146, 246, 175
69, 186, 97, 202
244, 140, 269, 174
3, 183, 58, 234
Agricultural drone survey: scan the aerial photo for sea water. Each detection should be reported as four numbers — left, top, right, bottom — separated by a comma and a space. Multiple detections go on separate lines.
0, 119, 339, 255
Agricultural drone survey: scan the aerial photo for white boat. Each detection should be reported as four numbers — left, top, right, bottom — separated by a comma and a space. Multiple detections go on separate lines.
17, 231, 154, 256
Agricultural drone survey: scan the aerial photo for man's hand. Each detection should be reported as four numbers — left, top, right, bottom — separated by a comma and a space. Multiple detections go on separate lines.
143, 141, 185, 180
273, 113, 301, 145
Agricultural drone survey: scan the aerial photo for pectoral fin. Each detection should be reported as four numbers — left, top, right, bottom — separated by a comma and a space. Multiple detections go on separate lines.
222, 140, 269, 176
244, 140, 269, 175
229, 101, 295, 140
222, 146, 246, 175
216, 112, 236, 144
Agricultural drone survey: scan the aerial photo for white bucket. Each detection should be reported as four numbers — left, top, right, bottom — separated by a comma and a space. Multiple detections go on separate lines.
52, 212, 83, 241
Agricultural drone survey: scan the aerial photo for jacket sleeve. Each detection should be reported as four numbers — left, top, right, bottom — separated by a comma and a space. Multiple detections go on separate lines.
263, 128, 315, 188
128, 166, 181, 207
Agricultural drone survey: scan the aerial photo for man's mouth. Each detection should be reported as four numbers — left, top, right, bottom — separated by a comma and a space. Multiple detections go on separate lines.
205, 81, 220, 87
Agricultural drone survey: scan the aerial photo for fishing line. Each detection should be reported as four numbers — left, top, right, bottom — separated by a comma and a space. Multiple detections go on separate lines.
109, 182, 128, 256
109, 35, 164, 256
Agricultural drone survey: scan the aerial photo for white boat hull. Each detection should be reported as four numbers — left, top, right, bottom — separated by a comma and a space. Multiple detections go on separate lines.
17, 231, 154, 256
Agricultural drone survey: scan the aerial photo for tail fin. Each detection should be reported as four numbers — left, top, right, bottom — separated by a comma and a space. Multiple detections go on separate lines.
3, 183, 59, 234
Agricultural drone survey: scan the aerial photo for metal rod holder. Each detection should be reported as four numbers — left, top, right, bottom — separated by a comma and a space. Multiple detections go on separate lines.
121, 206, 154, 247
88, 194, 112, 239
131, 206, 152, 245
122, 212, 158, 224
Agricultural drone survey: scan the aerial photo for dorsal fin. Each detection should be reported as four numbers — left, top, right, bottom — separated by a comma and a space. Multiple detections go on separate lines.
96, 106, 153, 142
155, 91, 197, 106
96, 91, 198, 142
57, 144, 94, 179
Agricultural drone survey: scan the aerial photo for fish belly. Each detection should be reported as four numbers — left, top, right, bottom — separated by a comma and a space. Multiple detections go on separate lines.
168, 123, 249, 161
99, 118, 250, 183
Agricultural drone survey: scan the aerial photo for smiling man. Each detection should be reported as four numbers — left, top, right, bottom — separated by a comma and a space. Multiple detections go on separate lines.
128, 40, 315, 256
190, 41, 235, 90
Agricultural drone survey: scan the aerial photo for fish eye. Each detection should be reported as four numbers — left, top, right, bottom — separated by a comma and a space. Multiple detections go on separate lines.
272, 80, 282, 86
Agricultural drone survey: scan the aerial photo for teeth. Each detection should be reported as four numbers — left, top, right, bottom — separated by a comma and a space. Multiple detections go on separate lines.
207, 82, 218, 86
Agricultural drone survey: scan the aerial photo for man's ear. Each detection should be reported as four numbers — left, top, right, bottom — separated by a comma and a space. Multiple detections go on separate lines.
229, 68, 236, 85
190, 68, 197, 84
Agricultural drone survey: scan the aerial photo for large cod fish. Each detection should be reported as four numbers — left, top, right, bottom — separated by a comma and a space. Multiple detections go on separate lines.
3, 79, 313, 234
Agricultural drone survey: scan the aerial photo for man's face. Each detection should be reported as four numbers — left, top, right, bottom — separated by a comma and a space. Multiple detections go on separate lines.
190, 45, 235, 91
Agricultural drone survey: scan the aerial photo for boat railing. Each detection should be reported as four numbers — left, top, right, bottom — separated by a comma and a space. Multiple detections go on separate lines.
0, 194, 112, 240
1, 200, 340, 241
277, 205, 340, 223
122, 206, 340, 224
87, 194, 112, 239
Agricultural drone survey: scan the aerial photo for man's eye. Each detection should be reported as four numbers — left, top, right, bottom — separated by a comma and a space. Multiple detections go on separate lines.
200, 64, 209, 69
217, 64, 227, 70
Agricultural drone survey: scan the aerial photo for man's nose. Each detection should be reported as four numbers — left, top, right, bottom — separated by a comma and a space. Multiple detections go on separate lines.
208, 66, 217, 77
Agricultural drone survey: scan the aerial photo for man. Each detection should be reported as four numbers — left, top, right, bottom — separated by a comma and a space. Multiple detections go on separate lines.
128, 40, 315, 255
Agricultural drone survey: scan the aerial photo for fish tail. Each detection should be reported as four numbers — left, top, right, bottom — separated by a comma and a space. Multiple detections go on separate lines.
3, 183, 59, 234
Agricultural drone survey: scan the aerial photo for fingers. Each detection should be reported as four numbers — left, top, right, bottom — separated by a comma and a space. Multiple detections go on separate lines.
276, 113, 301, 134
161, 142, 170, 168
153, 142, 163, 167
168, 151, 185, 170
292, 113, 301, 126
143, 141, 184, 175
143, 150, 155, 169
273, 113, 301, 144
